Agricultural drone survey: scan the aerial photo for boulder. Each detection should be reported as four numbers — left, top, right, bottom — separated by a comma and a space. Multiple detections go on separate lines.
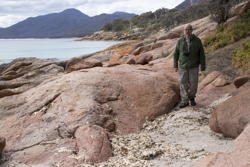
158, 31, 181, 40
107, 54, 124, 66
212, 75, 230, 87
131, 44, 152, 56
106, 62, 121, 67
193, 124, 250, 167
66, 58, 103, 72
209, 84, 250, 138
198, 71, 223, 89
229, 1, 250, 17
196, 71, 236, 106
233, 75, 249, 88
126, 57, 136, 65
0, 63, 179, 165
75, 125, 112, 162
134, 53, 153, 65
0, 58, 64, 99
151, 42, 164, 50
131, 46, 144, 55
131, 42, 144, 52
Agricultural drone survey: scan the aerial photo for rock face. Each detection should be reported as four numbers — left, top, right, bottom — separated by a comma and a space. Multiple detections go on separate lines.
75, 125, 113, 162
229, 0, 250, 17
0, 61, 179, 166
0, 58, 64, 99
65, 58, 103, 72
209, 84, 250, 138
158, 31, 182, 40
133, 53, 153, 65
196, 71, 236, 106
194, 124, 250, 167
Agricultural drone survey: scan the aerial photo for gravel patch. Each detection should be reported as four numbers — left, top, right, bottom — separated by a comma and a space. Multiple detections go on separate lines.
79, 94, 233, 167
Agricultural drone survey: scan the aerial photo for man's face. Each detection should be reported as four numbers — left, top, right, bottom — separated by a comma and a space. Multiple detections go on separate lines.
184, 26, 193, 37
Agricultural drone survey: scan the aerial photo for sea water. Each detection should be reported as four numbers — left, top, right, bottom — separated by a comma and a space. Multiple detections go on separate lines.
0, 38, 122, 64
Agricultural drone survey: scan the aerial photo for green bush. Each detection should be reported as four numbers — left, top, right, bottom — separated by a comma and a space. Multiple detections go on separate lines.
103, 19, 130, 32
204, 11, 250, 52
232, 38, 250, 73
103, 23, 113, 31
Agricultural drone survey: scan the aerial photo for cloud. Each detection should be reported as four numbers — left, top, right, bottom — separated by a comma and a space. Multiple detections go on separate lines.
77, 0, 184, 16
0, 0, 184, 27
0, 15, 26, 27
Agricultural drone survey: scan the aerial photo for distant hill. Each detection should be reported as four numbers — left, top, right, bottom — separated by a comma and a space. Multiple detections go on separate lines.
102, 1, 212, 34
0, 9, 135, 38
175, 0, 208, 10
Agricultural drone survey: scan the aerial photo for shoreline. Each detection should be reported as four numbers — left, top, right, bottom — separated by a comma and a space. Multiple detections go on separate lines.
0, 39, 126, 64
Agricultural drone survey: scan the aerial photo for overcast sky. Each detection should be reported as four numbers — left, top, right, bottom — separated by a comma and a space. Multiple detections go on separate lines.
0, 0, 184, 28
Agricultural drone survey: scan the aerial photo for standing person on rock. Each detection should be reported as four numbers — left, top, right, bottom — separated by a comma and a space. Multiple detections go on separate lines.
174, 24, 206, 108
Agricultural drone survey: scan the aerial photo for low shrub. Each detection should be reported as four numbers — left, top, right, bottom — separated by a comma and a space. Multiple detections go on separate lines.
204, 10, 250, 52
232, 38, 250, 73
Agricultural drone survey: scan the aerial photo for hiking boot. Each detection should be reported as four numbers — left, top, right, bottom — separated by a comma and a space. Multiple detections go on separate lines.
190, 98, 197, 106
179, 102, 189, 108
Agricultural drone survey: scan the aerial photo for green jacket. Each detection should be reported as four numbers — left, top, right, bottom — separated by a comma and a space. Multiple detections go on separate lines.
174, 34, 206, 71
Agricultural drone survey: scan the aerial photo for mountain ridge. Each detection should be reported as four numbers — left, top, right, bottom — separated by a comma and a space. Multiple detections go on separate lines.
0, 9, 135, 38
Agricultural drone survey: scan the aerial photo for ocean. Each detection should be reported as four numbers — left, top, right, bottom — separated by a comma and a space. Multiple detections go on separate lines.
0, 38, 122, 64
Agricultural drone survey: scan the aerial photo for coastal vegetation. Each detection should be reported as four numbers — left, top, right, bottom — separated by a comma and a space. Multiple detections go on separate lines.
103, 2, 211, 33
232, 38, 250, 73
102, 0, 248, 36
204, 10, 250, 52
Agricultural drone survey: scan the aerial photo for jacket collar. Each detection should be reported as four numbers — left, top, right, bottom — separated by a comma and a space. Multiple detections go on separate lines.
182, 34, 196, 41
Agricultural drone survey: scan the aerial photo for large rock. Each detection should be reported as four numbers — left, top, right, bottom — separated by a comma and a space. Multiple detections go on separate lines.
139, 39, 178, 61
193, 124, 250, 167
196, 71, 236, 106
229, 1, 250, 17
134, 53, 153, 65
0, 63, 179, 166
99, 41, 140, 66
131, 45, 152, 56
209, 84, 250, 138
75, 125, 112, 162
158, 30, 182, 40
66, 58, 103, 72
0, 58, 64, 99
151, 41, 164, 50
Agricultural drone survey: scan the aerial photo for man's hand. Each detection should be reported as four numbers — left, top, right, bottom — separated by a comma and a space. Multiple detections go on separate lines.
201, 66, 206, 72
199, 71, 206, 79
175, 68, 178, 72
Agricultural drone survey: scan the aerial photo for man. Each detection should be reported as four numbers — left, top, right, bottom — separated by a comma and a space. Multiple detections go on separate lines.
174, 24, 206, 108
